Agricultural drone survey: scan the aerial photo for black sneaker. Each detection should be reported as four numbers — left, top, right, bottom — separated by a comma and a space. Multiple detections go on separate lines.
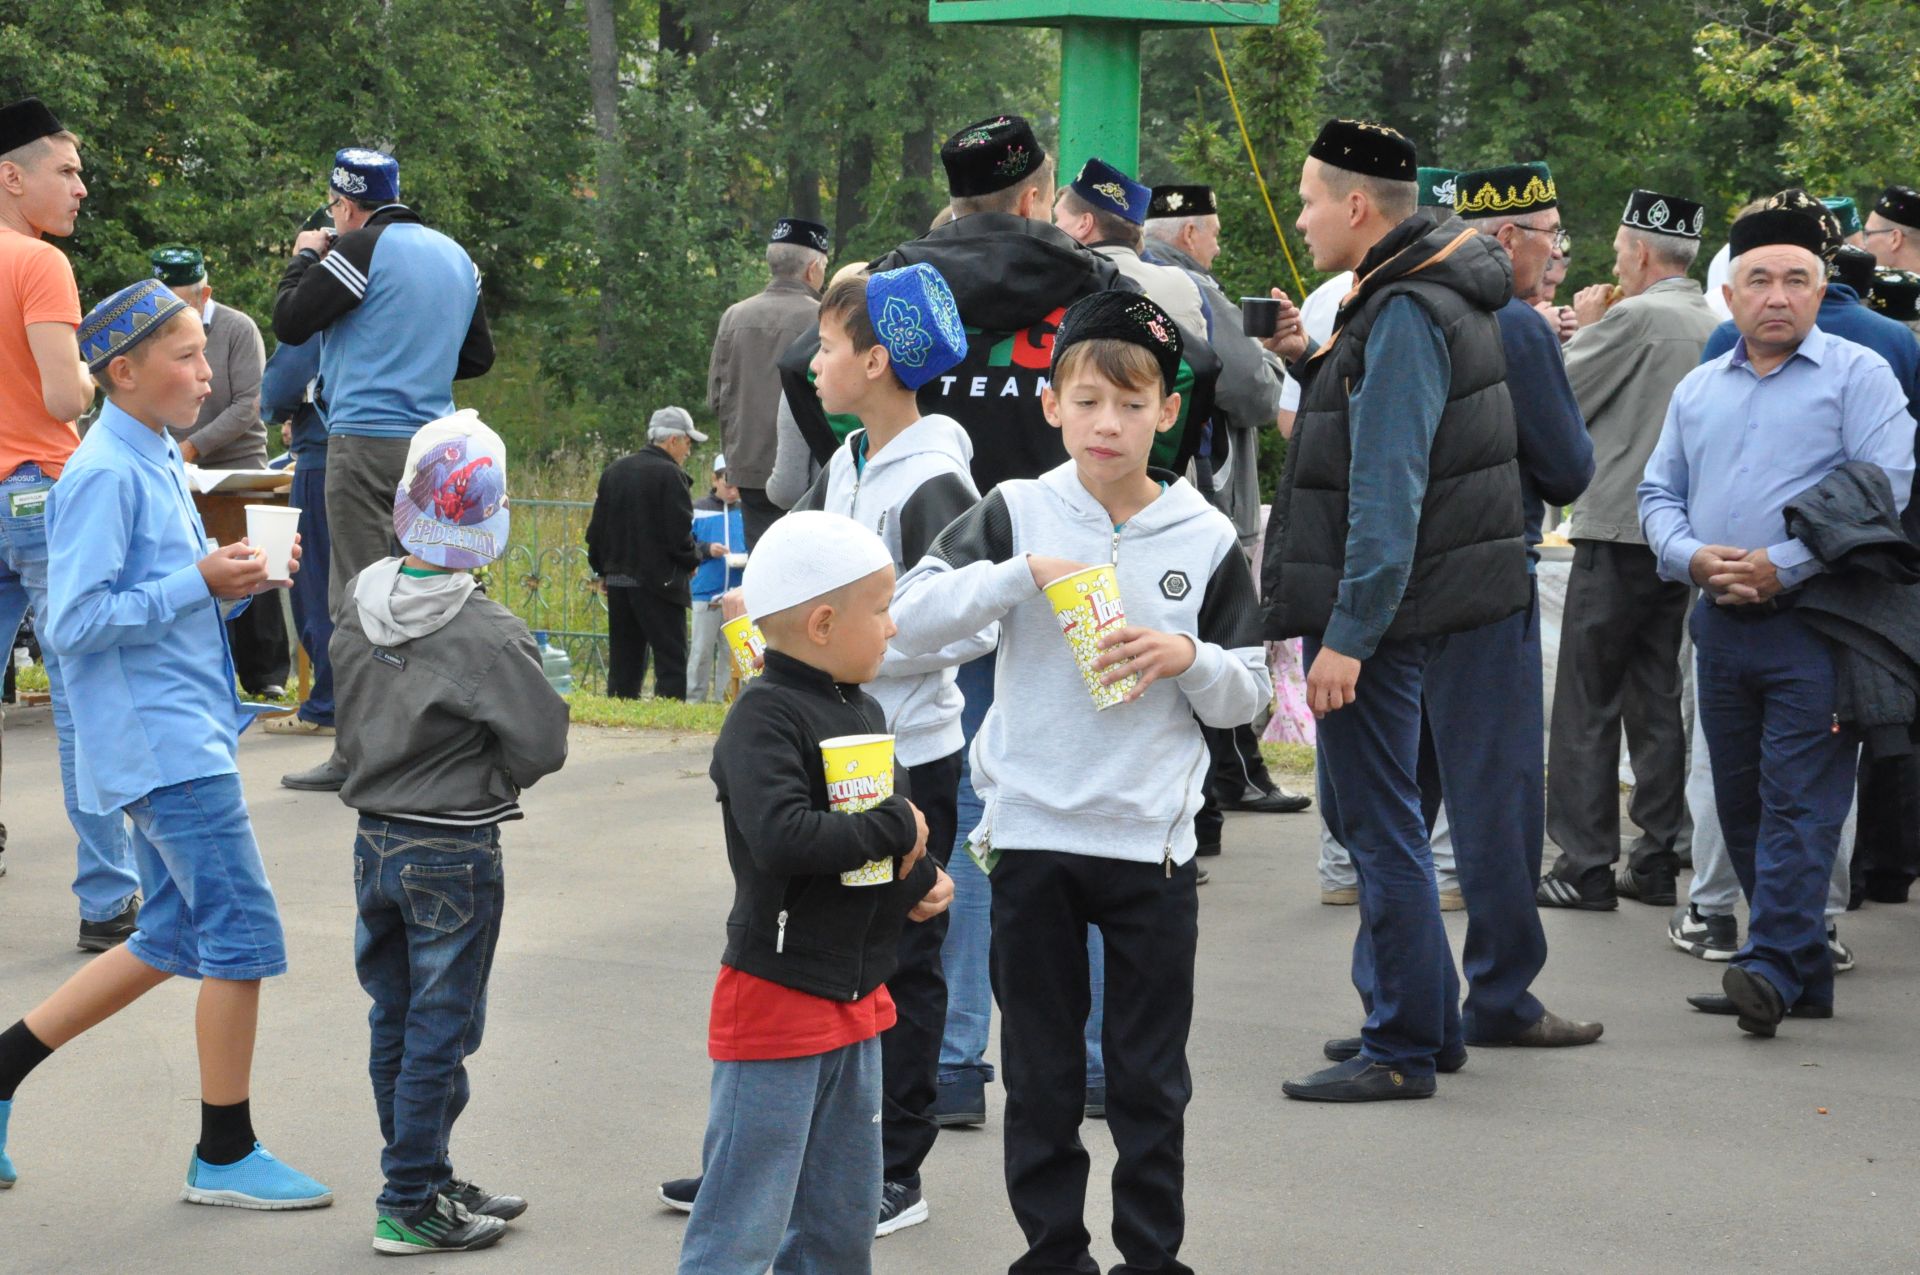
1536, 870, 1617, 911
1828, 925, 1856, 973
77, 895, 140, 952
372, 1194, 507, 1254
1669, 904, 1738, 961
1222, 785, 1312, 814
876, 1180, 928, 1237
445, 1178, 526, 1221
658, 1175, 699, 1214
1616, 859, 1678, 907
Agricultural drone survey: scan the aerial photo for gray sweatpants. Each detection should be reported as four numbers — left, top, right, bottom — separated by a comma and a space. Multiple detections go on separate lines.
326, 434, 412, 617
687, 599, 727, 702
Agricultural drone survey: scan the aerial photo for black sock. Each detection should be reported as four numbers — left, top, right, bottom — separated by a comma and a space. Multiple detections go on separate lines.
197, 1099, 256, 1166
0, 1020, 54, 1102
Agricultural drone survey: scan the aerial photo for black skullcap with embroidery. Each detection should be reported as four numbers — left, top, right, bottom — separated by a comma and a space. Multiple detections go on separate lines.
1621, 189, 1705, 239
1764, 188, 1844, 261
1148, 185, 1216, 218
0, 97, 64, 155
1454, 162, 1558, 218
1870, 269, 1920, 322
770, 217, 829, 254
940, 114, 1047, 198
1727, 207, 1829, 259
1833, 245, 1877, 295
1052, 289, 1184, 394
1307, 119, 1416, 182
1875, 186, 1920, 230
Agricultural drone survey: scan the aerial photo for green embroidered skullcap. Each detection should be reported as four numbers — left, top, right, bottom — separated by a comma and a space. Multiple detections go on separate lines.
149, 245, 206, 287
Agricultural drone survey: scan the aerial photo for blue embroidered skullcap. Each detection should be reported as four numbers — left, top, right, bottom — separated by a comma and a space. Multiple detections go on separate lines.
1070, 157, 1152, 227
329, 147, 399, 205
866, 263, 969, 391
79, 279, 192, 374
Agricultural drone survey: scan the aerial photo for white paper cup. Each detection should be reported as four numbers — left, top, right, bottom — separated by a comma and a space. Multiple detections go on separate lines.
245, 505, 302, 585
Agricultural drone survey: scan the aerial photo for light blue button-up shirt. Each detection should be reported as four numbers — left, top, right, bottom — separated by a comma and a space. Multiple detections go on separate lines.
44, 399, 247, 815
1639, 324, 1916, 591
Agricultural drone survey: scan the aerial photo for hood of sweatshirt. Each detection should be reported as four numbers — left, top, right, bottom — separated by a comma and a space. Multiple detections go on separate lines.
855, 414, 973, 475
354, 558, 478, 646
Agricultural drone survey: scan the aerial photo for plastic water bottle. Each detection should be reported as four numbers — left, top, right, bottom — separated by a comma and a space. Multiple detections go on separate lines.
531, 631, 574, 696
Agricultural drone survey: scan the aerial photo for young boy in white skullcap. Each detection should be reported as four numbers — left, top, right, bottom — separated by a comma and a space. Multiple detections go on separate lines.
330, 408, 570, 1255
676, 510, 953, 1275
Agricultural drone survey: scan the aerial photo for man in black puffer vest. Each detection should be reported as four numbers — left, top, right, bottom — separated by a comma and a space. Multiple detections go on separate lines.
1259, 120, 1528, 1103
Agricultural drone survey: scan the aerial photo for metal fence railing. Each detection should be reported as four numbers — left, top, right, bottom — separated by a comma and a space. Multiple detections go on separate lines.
496, 498, 609, 693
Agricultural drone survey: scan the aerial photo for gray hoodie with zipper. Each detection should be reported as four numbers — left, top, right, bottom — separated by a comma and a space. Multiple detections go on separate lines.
333, 559, 570, 825
891, 463, 1271, 870
795, 414, 996, 767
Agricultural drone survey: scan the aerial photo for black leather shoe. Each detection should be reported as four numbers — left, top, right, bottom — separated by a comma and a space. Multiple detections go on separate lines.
1282, 1056, 1435, 1102
1222, 785, 1311, 814
77, 895, 140, 952
1721, 965, 1786, 1037
1323, 1036, 1466, 1073
1616, 859, 1678, 907
1471, 1009, 1603, 1048
1687, 992, 1831, 1020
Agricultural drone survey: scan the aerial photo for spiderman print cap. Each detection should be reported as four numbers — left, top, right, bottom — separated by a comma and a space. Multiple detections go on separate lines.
393, 408, 510, 570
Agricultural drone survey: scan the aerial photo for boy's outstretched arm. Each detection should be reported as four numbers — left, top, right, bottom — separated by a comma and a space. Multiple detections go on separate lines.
890, 489, 1035, 658
1172, 544, 1275, 729
471, 627, 571, 788
883, 473, 998, 675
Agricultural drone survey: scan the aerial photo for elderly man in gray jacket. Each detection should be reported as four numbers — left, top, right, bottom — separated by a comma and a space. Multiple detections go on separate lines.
1539, 191, 1720, 912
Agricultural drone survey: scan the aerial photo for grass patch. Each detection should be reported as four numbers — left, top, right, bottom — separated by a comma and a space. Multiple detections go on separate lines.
1260, 741, 1315, 776
15, 662, 47, 693
568, 692, 730, 734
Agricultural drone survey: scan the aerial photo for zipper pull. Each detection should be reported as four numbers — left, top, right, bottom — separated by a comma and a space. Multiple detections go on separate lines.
1111, 529, 1121, 564
1164, 842, 1173, 879
1832, 714, 1841, 735
776, 909, 788, 954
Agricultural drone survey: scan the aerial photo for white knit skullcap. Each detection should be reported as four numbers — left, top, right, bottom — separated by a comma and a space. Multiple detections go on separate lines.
742, 511, 894, 622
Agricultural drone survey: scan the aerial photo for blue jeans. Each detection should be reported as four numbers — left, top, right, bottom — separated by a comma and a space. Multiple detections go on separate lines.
0, 463, 137, 920
678, 1038, 883, 1275
1693, 603, 1854, 1009
123, 772, 287, 980
288, 462, 334, 726
938, 657, 1104, 1089
353, 818, 505, 1217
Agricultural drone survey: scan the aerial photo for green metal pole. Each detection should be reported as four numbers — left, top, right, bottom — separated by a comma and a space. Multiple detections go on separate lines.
1057, 21, 1141, 182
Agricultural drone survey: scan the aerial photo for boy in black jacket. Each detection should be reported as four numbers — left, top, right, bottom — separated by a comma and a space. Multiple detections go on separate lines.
676, 510, 952, 1275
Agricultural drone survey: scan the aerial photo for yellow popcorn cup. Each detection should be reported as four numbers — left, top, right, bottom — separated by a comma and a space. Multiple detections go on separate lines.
722, 615, 767, 681
821, 733, 898, 886
1043, 565, 1138, 710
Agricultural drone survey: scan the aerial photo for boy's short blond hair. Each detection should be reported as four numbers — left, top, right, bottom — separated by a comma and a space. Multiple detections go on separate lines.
1051, 337, 1165, 395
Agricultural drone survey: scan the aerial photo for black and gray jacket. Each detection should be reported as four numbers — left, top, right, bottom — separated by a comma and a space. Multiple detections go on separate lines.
711, 650, 939, 1002
892, 464, 1272, 870
333, 561, 570, 826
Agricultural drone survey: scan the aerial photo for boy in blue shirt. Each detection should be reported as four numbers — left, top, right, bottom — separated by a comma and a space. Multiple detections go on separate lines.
688, 453, 746, 702
0, 279, 330, 1208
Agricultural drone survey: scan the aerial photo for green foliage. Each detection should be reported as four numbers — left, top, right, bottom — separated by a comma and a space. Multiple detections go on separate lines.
568, 691, 730, 734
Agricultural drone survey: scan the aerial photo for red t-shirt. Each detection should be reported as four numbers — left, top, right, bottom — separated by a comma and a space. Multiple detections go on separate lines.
707, 965, 896, 1062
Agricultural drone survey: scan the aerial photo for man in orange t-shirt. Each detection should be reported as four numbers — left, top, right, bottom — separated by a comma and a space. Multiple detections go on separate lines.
0, 97, 139, 946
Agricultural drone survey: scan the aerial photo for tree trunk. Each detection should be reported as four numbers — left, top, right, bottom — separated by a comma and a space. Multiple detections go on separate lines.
899, 122, 937, 236
586, 0, 620, 355
834, 133, 873, 249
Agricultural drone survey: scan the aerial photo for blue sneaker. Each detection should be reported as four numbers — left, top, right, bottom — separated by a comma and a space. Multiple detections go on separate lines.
1, 1098, 16, 1188
182, 1143, 332, 1210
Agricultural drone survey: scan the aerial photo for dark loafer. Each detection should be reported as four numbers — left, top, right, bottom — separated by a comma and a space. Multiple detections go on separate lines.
1282, 1056, 1435, 1103
1223, 786, 1312, 814
1687, 992, 1831, 1020
1471, 1009, 1603, 1048
1322, 1036, 1466, 1073
1721, 965, 1786, 1037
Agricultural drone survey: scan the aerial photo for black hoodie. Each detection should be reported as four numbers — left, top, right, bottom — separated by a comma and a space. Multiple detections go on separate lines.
777, 213, 1222, 491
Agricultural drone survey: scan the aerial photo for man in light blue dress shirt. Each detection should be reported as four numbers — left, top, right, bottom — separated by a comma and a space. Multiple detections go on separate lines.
1640, 208, 1916, 1036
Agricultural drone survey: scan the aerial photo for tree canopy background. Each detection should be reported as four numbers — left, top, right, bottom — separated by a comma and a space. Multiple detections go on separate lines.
3, 0, 1912, 469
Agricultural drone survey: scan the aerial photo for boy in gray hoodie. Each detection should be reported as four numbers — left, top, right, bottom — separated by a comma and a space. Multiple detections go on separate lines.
891, 292, 1272, 1275
331, 410, 569, 1256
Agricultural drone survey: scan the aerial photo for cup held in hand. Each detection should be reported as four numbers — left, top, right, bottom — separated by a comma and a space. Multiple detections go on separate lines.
820, 733, 897, 886
722, 615, 767, 681
1043, 565, 1138, 710
244, 504, 302, 585
1240, 296, 1281, 338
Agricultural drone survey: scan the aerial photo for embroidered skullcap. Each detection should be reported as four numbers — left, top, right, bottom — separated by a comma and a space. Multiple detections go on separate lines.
1417, 168, 1458, 209
1873, 186, 1920, 230
742, 511, 893, 624
1307, 119, 1416, 182
1870, 269, 1920, 322
79, 279, 192, 374
393, 410, 509, 569
1833, 245, 1877, 295
1727, 207, 1829, 260
330, 148, 399, 205
1069, 157, 1151, 227
1764, 188, 1843, 262
865, 263, 968, 391
1621, 190, 1705, 239
149, 245, 206, 287
1822, 197, 1863, 239
1455, 162, 1558, 218
771, 217, 830, 254
1148, 186, 1216, 219
1052, 290, 1184, 394
0, 97, 64, 155
940, 115, 1047, 198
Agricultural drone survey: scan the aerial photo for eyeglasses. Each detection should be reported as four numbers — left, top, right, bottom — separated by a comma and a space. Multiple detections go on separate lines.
1511, 224, 1571, 253
1861, 228, 1898, 239
325, 195, 345, 215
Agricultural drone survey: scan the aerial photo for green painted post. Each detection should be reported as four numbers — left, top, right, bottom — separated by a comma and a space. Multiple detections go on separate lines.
1058, 21, 1141, 178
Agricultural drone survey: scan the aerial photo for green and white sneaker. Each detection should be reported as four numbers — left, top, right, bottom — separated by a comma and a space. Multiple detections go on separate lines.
373, 1194, 508, 1255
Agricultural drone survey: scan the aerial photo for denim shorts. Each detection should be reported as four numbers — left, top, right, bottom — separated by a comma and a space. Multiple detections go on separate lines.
124, 772, 288, 980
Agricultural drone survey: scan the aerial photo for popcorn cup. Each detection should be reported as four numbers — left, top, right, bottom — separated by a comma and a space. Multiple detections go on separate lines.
821, 733, 897, 886
1043, 565, 1138, 710
722, 615, 767, 681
